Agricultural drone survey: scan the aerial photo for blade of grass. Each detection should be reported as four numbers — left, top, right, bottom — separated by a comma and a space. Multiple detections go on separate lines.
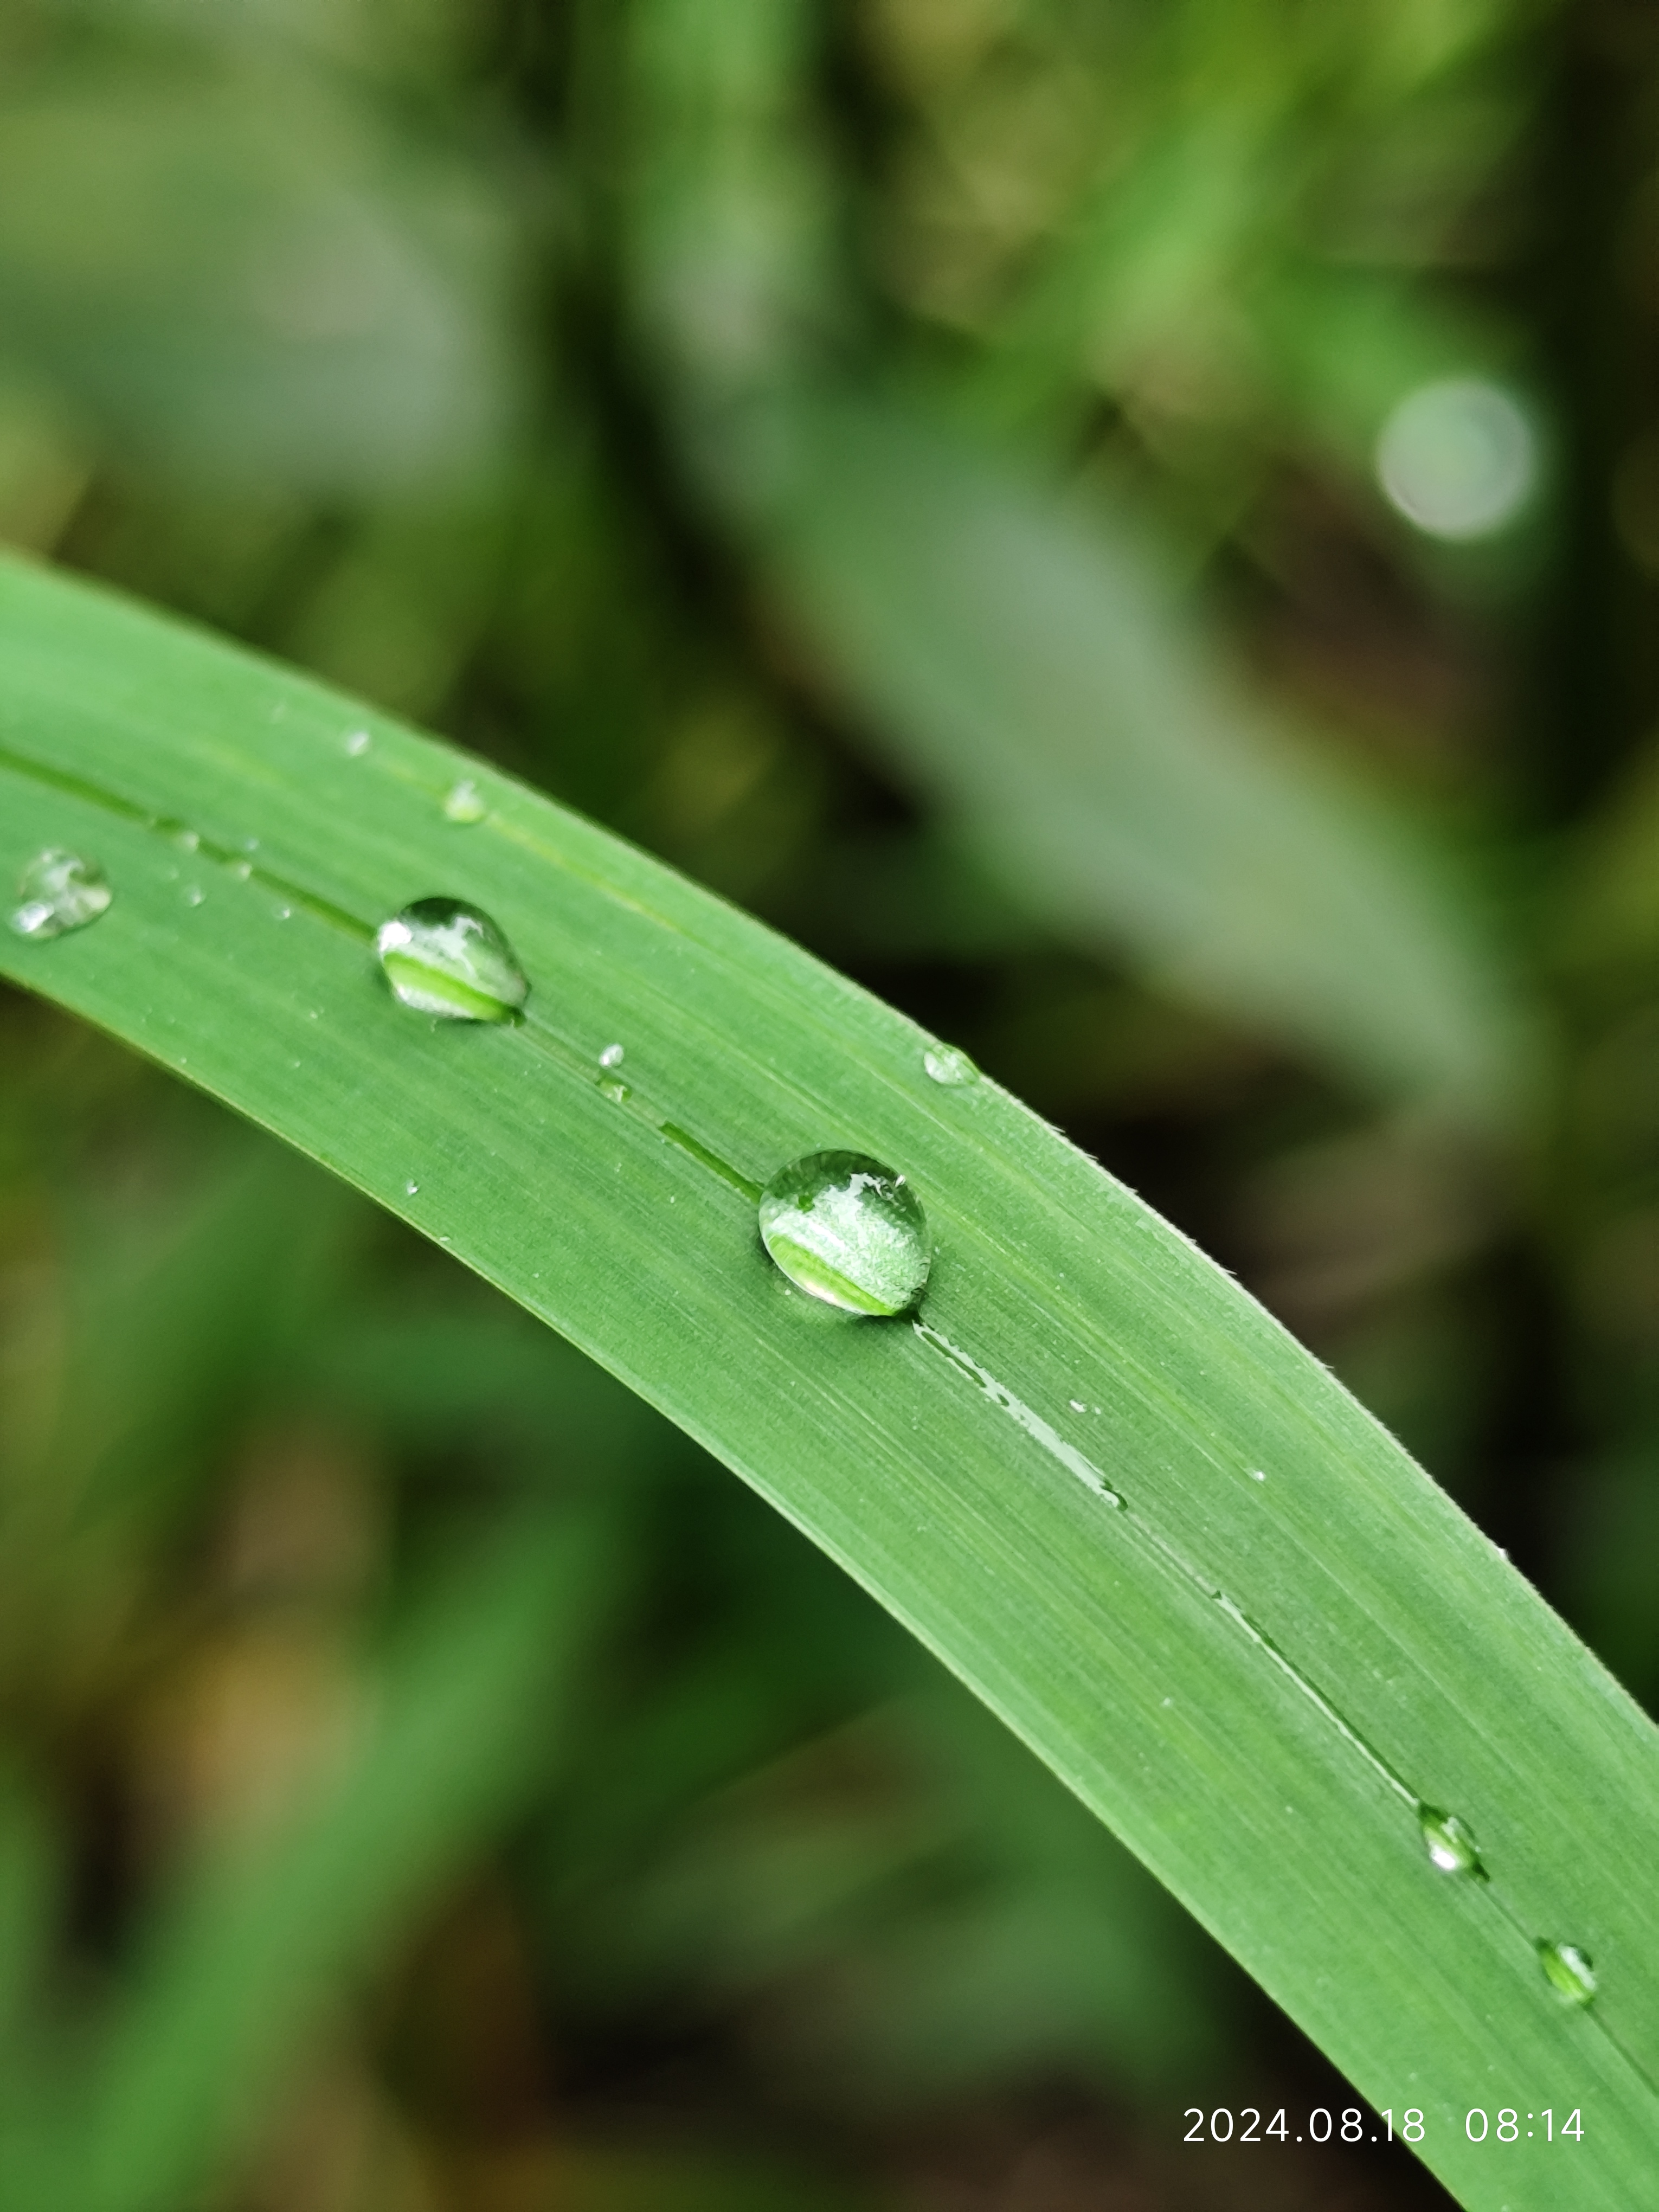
753, 393, 1532, 1124
13, 1508, 606, 2212
1, 553, 1655, 2208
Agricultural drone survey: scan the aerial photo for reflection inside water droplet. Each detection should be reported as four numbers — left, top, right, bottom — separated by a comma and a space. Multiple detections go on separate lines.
1418, 1805, 1485, 1878
759, 1151, 930, 1316
374, 897, 529, 1022
923, 1043, 979, 1086
443, 778, 487, 824
9, 848, 113, 940
1538, 1939, 1596, 2005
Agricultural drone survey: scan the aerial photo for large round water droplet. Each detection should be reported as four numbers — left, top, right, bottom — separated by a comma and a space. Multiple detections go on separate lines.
1418, 1805, 1484, 1879
758, 1150, 930, 1316
375, 897, 528, 1021
9, 848, 113, 940
1537, 1940, 1596, 2005
923, 1043, 979, 1086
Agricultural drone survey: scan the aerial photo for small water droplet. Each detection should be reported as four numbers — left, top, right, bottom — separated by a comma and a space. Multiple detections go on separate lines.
1419, 1805, 1485, 1878
275, 905, 292, 921
230, 859, 253, 882
597, 1076, 632, 1103
344, 729, 372, 757
758, 1151, 931, 1316
9, 848, 113, 940
1249, 1468, 1266, 1482
243, 834, 260, 853
404, 1180, 419, 1196
1069, 1399, 1086, 1412
923, 1043, 979, 1086
174, 827, 200, 853
375, 897, 529, 1022
599, 1042, 625, 1069
1538, 1940, 1596, 2005
443, 777, 487, 824
184, 885, 205, 906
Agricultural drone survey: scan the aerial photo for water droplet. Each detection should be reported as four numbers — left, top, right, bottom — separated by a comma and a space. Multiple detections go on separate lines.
758, 1151, 930, 1316
230, 859, 253, 882
344, 729, 372, 757
1069, 1399, 1086, 1412
275, 905, 292, 921
1419, 1805, 1485, 1878
243, 835, 260, 853
374, 897, 529, 1022
1249, 1469, 1266, 1482
597, 1076, 631, 1104
599, 1042, 625, 1069
184, 885, 205, 906
923, 1043, 979, 1086
8, 848, 113, 940
1537, 1940, 1596, 2005
443, 777, 487, 824
174, 827, 200, 853
404, 1180, 419, 1196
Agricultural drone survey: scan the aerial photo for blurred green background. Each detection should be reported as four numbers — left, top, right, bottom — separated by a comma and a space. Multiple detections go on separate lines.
3, 1, 1657, 2205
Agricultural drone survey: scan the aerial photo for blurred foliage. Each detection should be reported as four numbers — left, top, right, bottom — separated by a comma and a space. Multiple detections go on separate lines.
2, 0, 1657, 2203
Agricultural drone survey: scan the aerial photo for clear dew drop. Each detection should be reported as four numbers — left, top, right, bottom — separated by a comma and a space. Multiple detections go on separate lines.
344, 729, 372, 757
599, 1041, 625, 1069
404, 1180, 419, 1196
758, 1150, 931, 1317
374, 897, 529, 1022
9, 848, 113, 941
1538, 1939, 1596, 2005
184, 885, 205, 906
1418, 1805, 1485, 1879
230, 859, 253, 882
923, 1043, 979, 1086
1069, 1398, 1086, 1412
443, 777, 487, 824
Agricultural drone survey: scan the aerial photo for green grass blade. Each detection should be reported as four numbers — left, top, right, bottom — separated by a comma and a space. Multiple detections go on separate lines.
755, 394, 1531, 1123
1, 554, 1656, 2209
44, 1510, 603, 2212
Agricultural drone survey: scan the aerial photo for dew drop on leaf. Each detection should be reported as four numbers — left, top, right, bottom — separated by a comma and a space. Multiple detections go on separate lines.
758, 1150, 931, 1316
344, 729, 372, 757
597, 1076, 631, 1103
923, 1043, 978, 1086
1538, 1939, 1596, 2004
443, 778, 487, 824
8, 848, 113, 940
374, 897, 529, 1021
599, 1042, 625, 1068
1418, 1805, 1485, 1878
